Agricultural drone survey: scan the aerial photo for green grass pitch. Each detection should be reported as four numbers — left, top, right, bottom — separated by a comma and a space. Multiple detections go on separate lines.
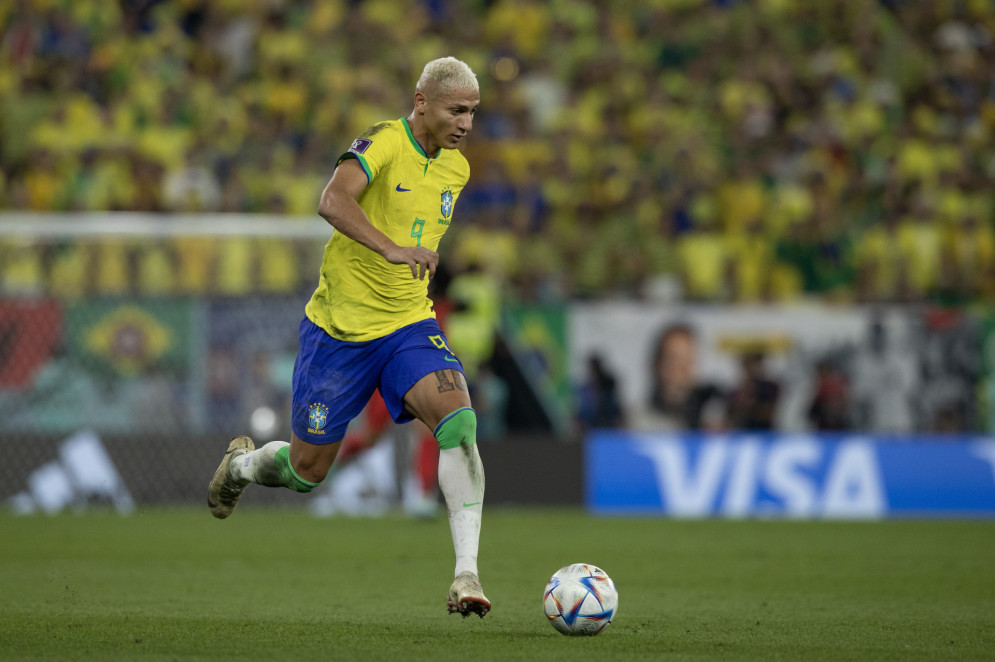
1, 507, 992, 661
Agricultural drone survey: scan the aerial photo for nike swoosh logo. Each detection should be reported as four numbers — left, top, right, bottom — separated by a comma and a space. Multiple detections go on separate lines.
396, 183, 411, 192
462, 501, 481, 508
444, 356, 459, 362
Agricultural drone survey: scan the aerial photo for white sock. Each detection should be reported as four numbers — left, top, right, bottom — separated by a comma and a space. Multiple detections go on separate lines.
230, 440, 289, 487
438, 444, 484, 577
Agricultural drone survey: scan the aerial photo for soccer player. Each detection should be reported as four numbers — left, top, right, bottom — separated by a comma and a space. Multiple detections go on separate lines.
208, 57, 489, 618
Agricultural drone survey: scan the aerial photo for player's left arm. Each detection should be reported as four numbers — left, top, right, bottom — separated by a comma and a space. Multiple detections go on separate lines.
317, 159, 439, 280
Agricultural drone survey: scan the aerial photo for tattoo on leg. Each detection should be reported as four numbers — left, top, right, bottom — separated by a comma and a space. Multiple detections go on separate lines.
435, 369, 456, 393
434, 369, 467, 393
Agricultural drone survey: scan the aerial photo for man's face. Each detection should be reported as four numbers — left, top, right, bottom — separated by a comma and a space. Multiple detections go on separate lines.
417, 82, 479, 151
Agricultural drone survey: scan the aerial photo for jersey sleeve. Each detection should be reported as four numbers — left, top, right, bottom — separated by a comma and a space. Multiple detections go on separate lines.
336, 121, 401, 184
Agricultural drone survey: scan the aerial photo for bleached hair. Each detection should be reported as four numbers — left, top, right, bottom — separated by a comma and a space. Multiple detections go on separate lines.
417, 57, 478, 94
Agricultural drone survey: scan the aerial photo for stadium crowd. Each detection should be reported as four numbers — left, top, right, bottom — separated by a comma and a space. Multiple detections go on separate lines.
1, 0, 994, 306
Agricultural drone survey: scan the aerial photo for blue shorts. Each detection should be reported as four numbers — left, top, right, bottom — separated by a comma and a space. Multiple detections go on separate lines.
291, 317, 464, 444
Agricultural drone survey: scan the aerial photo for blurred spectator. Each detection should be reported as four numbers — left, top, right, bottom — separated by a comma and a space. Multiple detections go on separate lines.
916, 310, 982, 433
807, 357, 851, 431
162, 146, 222, 212
576, 353, 623, 430
675, 211, 729, 302
940, 196, 995, 302
895, 189, 944, 301
854, 212, 906, 303
472, 358, 509, 442
444, 261, 501, 384
727, 217, 775, 303
726, 351, 781, 431
850, 316, 916, 433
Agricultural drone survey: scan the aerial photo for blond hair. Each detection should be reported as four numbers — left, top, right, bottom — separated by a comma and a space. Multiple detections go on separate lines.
417, 57, 478, 94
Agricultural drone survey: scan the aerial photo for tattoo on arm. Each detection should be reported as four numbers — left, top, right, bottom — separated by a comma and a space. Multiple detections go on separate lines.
434, 369, 467, 393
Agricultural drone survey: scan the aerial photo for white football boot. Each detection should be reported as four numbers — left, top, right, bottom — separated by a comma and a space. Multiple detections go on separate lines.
207, 435, 254, 519
447, 571, 491, 618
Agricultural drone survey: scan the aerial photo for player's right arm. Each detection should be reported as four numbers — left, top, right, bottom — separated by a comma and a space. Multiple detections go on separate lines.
317, 159, 439, 280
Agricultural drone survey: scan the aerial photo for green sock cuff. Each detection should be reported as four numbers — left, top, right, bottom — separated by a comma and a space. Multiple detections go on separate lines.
274, 445, 321, 493
434, 407, 477, 450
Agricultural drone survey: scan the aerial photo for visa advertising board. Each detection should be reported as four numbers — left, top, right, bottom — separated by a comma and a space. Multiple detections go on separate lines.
586, 432, 995, 519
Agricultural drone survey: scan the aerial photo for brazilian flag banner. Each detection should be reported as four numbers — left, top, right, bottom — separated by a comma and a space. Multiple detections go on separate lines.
66, 299, 192, 376
503, 304, 570, 435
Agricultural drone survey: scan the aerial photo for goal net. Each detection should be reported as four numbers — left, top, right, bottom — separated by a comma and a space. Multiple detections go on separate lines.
0, 212, 330, 510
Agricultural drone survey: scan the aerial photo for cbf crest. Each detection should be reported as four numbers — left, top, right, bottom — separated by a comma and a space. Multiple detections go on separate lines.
308, 402, 329, 434
440, 188, 454, 220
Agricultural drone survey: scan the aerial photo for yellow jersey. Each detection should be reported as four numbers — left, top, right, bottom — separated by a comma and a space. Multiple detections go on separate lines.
305, 118, 470, 341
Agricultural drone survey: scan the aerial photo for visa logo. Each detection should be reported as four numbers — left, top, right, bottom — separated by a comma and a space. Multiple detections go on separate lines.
633, 437, 885, 518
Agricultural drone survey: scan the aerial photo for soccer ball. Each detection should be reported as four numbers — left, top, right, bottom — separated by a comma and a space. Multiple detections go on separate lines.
543, 563, 618, 636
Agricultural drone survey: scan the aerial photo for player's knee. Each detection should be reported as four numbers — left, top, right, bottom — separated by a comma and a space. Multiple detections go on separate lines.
434, 407, 477, 450
289, 456, 328, 489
